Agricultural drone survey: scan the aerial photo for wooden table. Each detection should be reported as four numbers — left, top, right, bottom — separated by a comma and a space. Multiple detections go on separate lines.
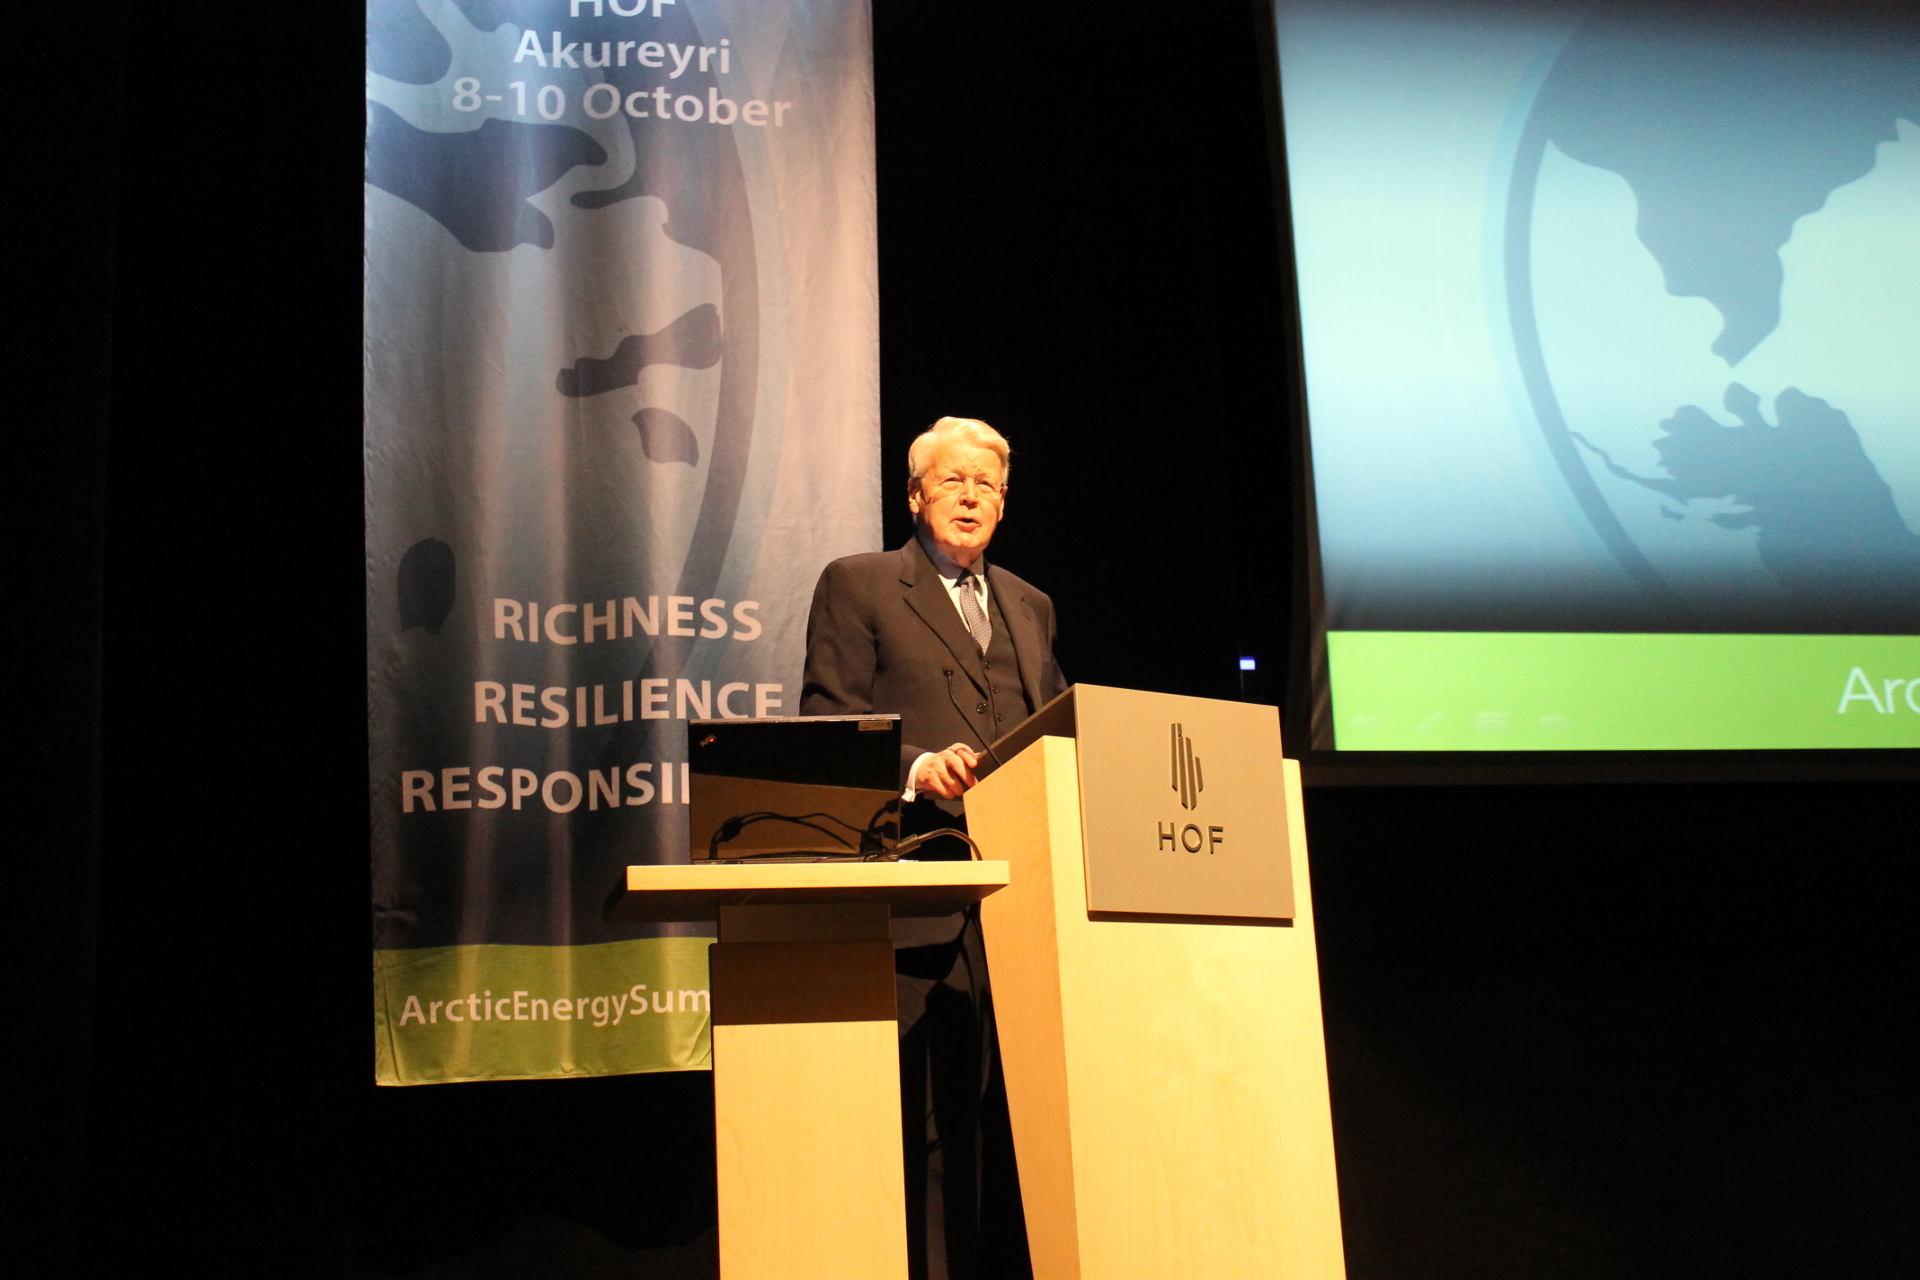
611, 861, 1011, 1280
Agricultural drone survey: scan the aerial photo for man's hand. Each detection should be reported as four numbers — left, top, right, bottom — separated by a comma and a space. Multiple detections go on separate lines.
914, 744, 981, 800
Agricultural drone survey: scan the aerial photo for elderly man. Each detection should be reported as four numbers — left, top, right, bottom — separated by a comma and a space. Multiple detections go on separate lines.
803, 414, 1066, 804
802, 415, 1067, 1278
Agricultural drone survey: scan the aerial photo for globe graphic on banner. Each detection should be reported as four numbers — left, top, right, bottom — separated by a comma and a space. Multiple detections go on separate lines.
1508, 19, 1920, 630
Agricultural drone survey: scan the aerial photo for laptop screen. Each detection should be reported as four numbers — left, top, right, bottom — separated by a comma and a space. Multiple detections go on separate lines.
687, 715, 903, 861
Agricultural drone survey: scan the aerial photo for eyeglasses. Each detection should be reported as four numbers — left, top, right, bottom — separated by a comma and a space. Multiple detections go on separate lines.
922, 475, 1005, 501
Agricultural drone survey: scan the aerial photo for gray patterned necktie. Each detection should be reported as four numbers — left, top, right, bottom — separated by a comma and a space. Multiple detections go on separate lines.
954, 569, 992, 653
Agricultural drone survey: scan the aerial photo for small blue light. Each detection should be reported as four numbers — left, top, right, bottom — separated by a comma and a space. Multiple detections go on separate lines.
1238, 657, 1257, 671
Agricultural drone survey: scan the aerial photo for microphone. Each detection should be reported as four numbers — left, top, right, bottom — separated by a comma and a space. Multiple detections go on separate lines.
943, 668, 1006, 769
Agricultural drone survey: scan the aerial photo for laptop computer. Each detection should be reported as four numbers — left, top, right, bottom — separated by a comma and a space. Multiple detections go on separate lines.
687, 714, 903, 862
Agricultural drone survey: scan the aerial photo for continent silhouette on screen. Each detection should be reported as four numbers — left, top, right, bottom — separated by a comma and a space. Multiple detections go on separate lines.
446, 0, 510, 32
1575, 385, 1920, 616
397, 537, 457, 635
1535, 19, 1920, 364
555, 304, 724, 397
366, 0, 451, 85
365, 101, 607, 252
631, 408, 701, 466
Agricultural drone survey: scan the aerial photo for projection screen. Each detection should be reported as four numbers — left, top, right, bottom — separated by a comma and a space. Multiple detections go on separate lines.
1270, 0, 1920, 752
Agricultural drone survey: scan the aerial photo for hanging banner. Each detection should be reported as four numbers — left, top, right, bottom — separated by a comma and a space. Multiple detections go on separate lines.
364, 0, 878, 1085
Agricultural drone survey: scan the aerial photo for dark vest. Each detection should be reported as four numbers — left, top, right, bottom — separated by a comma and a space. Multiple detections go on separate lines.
918, 579, 1036, 833
934, 576, 1032, 750
979, 585, 1032, 742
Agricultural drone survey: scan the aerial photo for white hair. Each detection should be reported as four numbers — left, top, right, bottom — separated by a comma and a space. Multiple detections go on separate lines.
907, 416, 1011, 484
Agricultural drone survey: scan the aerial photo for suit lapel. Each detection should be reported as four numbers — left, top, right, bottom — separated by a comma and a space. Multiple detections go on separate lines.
989, 566, 1049, 711
898, 540, 989, 696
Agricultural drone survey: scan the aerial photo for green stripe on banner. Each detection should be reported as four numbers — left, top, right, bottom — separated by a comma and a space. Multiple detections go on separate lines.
1328, 632, 1920, 751
373, 937, 715, 1086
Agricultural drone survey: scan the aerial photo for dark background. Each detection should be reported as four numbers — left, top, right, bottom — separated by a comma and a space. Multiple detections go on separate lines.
12, 1, 1914, 1277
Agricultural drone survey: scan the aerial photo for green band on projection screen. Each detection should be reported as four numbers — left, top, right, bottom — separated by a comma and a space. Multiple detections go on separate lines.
1328, 633, 1920, 750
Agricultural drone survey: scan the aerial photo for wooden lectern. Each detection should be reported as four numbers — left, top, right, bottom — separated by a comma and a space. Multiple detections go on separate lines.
608, 861, 1009, 1280
968, 685, 1346, 1280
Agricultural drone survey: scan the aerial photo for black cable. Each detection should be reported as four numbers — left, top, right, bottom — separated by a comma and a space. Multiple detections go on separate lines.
709, 799, 904, 861
708, 811, 854, 860
893, 827, 983, 861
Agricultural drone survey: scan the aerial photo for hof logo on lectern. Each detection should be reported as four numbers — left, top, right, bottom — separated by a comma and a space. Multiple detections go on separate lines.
1159, 723, 1225, 854
1070, 684, 1292, 920
1170, 723, 1203, 809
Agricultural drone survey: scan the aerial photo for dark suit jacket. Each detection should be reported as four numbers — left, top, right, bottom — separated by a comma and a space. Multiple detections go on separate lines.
801, 538, 1068, 791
